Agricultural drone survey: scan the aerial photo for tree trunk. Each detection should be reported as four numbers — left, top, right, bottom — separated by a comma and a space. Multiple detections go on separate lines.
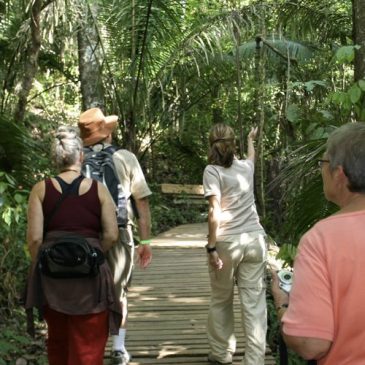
233, 10, 244, 158
77, 2, 105, 111
353, 0, 365, 120
211, 85, 223, 124
122, 0, 137, 152
14, 0, 43, 123
353, 0, 365, 82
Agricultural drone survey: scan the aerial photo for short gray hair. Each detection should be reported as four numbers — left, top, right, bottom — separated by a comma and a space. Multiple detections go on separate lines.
52, 126, 83, 170
326, 122, 365, 193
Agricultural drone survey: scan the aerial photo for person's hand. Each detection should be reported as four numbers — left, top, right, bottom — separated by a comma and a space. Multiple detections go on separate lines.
248, 126, 258, 141
137, 244, 152, 268
208, 251, 223, 270
271, 269, 289, 308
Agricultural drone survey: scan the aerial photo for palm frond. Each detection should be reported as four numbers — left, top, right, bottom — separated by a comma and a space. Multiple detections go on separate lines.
277, 0, 351, 44
238, 37, 316, 64
0, 112, 44, 186
270, 135, 338, 243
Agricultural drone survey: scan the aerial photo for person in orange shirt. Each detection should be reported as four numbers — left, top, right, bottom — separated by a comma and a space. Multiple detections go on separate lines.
271, 122, 365, 364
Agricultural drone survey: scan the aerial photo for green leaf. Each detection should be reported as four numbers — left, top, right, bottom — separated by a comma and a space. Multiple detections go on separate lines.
277, 244, 298, 265
286, 104, 301, 123
0, 182, 7, 194
343, 97, 353, 111
318, 110, 333, 120
2, 207, 12, 225
348, 85, 362, 104
335, 46, 356, 64
360, 109, 365, 121
14, 194, 23, 204
304, 80, 327, 92
305, 123, 318, 135
311, 127, 326, 140
355, 105, 361, 118
8, 334, 31, 345
4, 173, 16, 186
0, 339, 18, 353
359, 80, 365, 91
329, 91, 349, 106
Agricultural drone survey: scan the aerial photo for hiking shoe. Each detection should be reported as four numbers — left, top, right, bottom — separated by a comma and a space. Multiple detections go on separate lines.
208, 352, 233, 364
111, 350, 131, 365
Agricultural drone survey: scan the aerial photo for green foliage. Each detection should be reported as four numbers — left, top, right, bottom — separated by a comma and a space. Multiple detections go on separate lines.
0, 314, 47, 365
335, 45, 359, 64
285, 104, 301, 124
276, 243, 298, 267
0, 171, 29, 316
149, 184, 206, 235
0, 325, 32, 364
153, 134, 207, 185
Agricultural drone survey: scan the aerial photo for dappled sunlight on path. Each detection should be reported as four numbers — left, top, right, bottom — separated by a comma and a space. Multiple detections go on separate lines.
104, 223, 276, 365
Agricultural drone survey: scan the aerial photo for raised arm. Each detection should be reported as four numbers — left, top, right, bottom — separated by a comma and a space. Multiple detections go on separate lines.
247, 126, 258, 161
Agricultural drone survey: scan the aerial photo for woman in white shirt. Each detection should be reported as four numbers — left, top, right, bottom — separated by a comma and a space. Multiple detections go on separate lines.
203, 123, 267, 365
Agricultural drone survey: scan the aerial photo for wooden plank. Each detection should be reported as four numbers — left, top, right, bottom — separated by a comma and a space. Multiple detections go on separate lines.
161, 183, 204, 196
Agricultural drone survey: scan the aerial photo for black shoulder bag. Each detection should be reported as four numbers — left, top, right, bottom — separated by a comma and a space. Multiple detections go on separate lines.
38, 176, 104, 279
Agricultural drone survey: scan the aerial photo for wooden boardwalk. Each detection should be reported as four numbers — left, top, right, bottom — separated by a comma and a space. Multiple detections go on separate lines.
105, 224, 276, 365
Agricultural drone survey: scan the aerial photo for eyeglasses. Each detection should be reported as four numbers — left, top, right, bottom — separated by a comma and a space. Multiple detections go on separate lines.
318, 159, 330, 168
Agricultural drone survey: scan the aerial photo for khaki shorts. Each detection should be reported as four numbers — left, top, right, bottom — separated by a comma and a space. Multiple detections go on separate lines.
106, 227, 134, 301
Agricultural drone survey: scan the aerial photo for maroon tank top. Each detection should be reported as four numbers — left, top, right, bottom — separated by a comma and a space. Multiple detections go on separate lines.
42, 177, 102, 238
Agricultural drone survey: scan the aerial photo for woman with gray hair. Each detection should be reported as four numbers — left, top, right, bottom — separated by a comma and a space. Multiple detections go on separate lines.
25, 126, 122, 365
203, 123, 267, 365
271, 122, 365, 364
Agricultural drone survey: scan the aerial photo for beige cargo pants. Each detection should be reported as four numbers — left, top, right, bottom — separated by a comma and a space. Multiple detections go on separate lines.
207, 231, 267, 365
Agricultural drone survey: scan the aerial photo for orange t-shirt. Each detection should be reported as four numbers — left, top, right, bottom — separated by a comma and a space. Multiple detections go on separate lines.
282, 211, 365, 365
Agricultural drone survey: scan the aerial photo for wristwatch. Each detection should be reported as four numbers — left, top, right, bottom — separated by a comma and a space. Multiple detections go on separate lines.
205, 244, 217, 254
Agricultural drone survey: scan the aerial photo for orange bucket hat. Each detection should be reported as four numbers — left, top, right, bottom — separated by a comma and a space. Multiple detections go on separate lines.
78, 108, 118, 146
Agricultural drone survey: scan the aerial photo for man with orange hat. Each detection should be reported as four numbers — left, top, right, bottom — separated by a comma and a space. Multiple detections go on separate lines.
78, 108, 152, 365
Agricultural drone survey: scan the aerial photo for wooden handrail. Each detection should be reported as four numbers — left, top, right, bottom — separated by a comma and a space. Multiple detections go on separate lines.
161, 183, 204, 196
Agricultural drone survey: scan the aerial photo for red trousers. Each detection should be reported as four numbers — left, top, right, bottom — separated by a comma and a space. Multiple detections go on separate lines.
43, 307, 109, 365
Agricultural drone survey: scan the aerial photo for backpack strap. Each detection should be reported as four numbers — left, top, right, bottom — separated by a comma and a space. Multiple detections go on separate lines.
103, 145, 120, 154
83, 143, 120, 154
103, 146, 140, 220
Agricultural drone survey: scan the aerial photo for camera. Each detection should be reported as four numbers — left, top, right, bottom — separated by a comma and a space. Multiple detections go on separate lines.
278, 270, 293, 293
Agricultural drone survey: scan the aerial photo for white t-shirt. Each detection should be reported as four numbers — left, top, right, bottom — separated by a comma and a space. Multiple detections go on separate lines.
86, 144, 151, 229
203, 159, 264, 236
112, 149, 152, 201
112, 149, 152, 223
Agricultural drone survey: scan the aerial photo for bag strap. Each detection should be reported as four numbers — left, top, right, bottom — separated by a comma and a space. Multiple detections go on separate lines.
84, 143, 120, 154
43, 175, 84, 235
103, 144, 120, 154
